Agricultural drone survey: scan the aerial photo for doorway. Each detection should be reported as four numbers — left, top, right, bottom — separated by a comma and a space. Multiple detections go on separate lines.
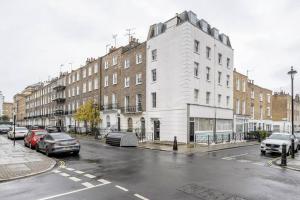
154, 120, 160, 140
127, 118, 133, 132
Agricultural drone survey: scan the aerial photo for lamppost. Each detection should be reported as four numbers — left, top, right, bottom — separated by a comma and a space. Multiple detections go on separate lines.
93, 103, 98, 138
13, 111, 16, 146
288, 66, 297, 158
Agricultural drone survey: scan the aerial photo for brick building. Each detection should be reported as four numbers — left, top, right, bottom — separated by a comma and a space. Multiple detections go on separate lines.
272, 91, 292, 132
3, 102, 13, 121
101, 38, 146, 134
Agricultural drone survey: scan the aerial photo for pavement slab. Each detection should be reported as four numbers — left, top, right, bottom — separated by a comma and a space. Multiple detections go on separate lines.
0, 136, 56, 181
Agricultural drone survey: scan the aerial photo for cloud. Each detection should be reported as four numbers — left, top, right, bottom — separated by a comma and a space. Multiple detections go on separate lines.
0, 0, 300, 101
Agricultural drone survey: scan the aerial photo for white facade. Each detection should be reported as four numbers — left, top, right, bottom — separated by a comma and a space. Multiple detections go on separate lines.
0, 91, 4, 117
146, 11, 234, 143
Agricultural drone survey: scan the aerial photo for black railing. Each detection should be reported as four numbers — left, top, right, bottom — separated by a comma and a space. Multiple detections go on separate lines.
100, 103, 119, 111
52, 97, 66, 103
53, 85, 66, 91
121, 105, 143, 113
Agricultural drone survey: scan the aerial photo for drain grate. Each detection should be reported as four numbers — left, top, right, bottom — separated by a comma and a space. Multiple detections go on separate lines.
177, 184, 248, 200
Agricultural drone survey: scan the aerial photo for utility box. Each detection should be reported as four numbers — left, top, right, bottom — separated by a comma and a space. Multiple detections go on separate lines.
106, 132, 138, 147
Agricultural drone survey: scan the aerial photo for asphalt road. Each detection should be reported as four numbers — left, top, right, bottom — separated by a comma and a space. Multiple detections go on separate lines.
0, 138, 300, 200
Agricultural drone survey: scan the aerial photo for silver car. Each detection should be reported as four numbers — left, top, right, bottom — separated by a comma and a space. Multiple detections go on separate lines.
7, 127, 29, 139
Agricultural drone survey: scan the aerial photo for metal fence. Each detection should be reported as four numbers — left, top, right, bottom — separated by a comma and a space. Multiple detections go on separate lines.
195, 132, 247, 145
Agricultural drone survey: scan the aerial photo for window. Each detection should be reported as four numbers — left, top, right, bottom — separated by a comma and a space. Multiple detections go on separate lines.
76, 72, 80, 81
88, 67, 92, 76
104, 76, 109, 87
218, 94, 222, 106
152, 49, 157, 61
112, 56, 118, 66
112, 93, 116, 108
104, 60, 109, 69
267, 94, 271, 103
76, 86, 80, 95
83, 70, 86, 78
88, 80, 92, 92
226, 96, 230, 107
94, 78, 98, 90
112, 73, 117, 85
151, 92, 156, 108
206, 46, 211, 59
124, 59, 130, 68
206, 67, 210, 81
106, 115, 110, 128
206, 92, 210, 104
136, 73, 142, 85
194, 62, 199, 77
194, 89, 199, 103
152, 69, 157, 82
251, 89, 254, 99
136, 53, 142, 64
260, 93, 263, 102
194, 40, 199, 53
236, 79, 240, 91
226, 75, 230, 87
218, 71, 222, 85
136, 94, 142, 111
125, 96, 130, 111
104, 95, 108, 106
251, 105, 254, 119
242, 100, 246, 114
243, 81, 246, 92
226, 58, 230, 68
83, 83, 86, 93
218, 53, 222, 65
124, 77, 130, 88
260, 105, 263, 119
94, 63, 98, 73
72, 87, 75, 96
236, 99, 240, 114
73, 74, 76, 83
267, 107, 271, 116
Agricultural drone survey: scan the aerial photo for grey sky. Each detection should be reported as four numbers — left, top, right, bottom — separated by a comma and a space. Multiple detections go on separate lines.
0, 0, 299, 101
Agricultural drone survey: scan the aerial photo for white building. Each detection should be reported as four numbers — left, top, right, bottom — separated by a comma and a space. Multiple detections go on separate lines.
146, 11, 234, 143
0, 91, 4, 117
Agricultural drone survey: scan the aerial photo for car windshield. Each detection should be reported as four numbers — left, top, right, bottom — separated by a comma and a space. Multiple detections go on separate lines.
51, 133, 72, 140
34, 131, 47, 135
15, 127, 28, 131
269, 134, 290, 140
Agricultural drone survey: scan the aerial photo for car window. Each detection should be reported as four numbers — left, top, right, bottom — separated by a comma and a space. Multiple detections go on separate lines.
51, 133, 72, 140
15, 127, 28, 131
44, 135, 53, 140
34, 131, 47, 135
269, 134, 290, 140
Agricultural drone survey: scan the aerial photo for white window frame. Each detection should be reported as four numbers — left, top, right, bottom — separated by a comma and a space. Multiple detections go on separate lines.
136, 73, 142, 85
136, 53, 142, 64
112, 73, 117, 85
194, 62, 199, 78
124, 59, 130, 68
104, 76, 109, 87
104, 60, 109, 69
124, 77, 130, 88
112, 56, 117, 66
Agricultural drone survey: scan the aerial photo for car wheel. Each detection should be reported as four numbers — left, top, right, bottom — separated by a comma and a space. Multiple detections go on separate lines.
261, 150, 266, 155
73, 151, 80, 156
35, 145, 39, 152
45, 148, 51, 157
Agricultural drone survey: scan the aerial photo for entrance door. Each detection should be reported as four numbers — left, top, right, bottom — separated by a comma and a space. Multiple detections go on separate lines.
189, 121, 195, 142
154, 120, 160, 140
127, 118, 133, 132
140, 117, 145, 140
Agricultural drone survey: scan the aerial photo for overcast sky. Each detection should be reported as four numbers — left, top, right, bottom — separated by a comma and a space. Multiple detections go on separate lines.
0, 0, 299, 101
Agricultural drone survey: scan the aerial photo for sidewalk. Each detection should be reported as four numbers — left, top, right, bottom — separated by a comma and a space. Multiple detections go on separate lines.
275, 153, 300, 171
138, 140, 259, 154
0, 136, 56, 182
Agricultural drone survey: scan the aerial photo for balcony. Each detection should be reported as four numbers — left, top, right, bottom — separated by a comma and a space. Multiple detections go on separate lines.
53, 97, 66, 103
121, 105, 143, 114
53, 85, 66, 91
54, 110, 64, 116
100, 103, 119, 111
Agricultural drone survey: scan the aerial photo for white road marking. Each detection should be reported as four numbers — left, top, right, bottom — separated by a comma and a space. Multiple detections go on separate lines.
52, 170, 61, 173
134, 194, 150, 200
69, 177, 81, 182
237, 159, 251, 163
98, 179, 111, 185
252, 162, 265, 166
81, 182, 95, 188
60, 173, 70, 177
115, 185, 129, 192
66, 167, 75, 171
60, 165, 66, 169
37, 183, 108, 200
221, 157, 236, 160
84, 174, 96, 178
74, 170, 84, 174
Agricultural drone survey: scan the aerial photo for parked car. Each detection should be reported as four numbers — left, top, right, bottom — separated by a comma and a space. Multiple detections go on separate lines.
261, 133, 299, 155
36, 132, 80, 156
24, 129, 48, 149
7, 127, 29, 139
106, 132, 138, 147
46, 126, 61, 133
0, 124, 10, 134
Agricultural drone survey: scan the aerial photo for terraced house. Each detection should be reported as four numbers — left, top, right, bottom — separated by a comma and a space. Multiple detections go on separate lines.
100, 38, 146, 135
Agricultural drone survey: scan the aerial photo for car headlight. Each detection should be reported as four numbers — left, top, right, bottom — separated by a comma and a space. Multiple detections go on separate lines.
261, 142, 266, 146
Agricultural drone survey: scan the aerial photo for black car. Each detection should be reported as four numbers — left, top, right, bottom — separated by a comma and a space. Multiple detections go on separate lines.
0, 124, 10, 134
36, 132, 80, 156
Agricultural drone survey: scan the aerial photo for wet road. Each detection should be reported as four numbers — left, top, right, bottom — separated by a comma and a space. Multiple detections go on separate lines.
1, 138, 300, 200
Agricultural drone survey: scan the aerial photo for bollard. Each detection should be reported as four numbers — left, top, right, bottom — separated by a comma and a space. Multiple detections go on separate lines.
222, 134, 224, 143
207, 135, 210, 146
228, 134, 231, 142
291, 139, 295, 159
173, 136, 178, 151
281, 144, 287, 166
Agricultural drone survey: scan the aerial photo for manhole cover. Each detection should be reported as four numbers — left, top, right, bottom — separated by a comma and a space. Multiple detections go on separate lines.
177, 184, 248, 200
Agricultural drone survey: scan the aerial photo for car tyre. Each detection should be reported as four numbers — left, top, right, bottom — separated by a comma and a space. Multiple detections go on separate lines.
35, 145, 39, 152
261, 150, 266, 155
73, 151, 80, 156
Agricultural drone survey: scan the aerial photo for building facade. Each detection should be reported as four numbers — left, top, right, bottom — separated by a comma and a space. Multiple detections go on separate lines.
146, 11, 234, 143
100, 38, 146, 135
0, 91, 4, 117
3, 102, 13, 121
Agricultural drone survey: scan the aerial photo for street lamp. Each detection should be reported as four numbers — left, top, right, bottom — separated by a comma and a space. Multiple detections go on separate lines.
288, 66, 297, 158
13, 111, 16, 146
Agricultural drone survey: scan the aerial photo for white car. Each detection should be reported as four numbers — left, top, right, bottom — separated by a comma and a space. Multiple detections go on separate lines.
7, 127, 29, 139
261, 133, 299, 155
